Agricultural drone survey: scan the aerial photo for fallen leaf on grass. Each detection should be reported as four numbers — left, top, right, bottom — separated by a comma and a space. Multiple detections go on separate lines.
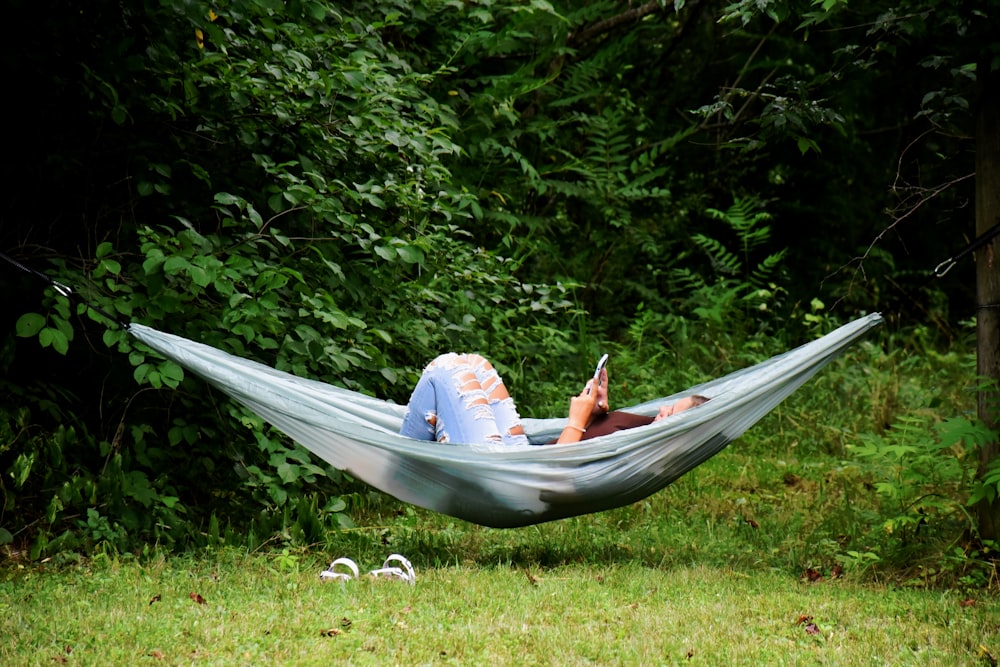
148, 650, 165, 659
801, 568, 823, 582
796, 614, 821, 636
979, 644, 998, 667
189, 592, 206, 604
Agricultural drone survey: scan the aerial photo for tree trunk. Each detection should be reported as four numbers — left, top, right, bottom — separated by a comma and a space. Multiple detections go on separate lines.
976, 59, 1000, 541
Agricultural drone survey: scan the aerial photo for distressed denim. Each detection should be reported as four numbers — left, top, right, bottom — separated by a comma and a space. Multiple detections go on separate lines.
400, 353, 529, 446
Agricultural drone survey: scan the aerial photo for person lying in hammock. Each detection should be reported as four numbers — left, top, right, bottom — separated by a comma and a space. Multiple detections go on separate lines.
399, 353, 709, 446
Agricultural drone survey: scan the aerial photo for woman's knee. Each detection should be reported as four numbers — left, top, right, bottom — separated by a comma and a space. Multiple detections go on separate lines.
464, 353, 492, 369
425, 353, 459, 371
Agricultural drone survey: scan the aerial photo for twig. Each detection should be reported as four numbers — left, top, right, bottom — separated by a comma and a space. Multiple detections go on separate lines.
827, 171, 973, 304
568, 1, 664, 48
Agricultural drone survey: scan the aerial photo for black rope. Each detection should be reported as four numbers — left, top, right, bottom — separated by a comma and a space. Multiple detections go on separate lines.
0, 250, 128, 330
933, 221, 1000, 277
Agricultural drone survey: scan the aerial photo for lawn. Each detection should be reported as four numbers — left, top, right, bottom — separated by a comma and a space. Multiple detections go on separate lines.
2, 542, 997, 666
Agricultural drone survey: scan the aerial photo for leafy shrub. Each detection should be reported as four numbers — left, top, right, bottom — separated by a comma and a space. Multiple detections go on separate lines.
3, 0, 581, 557
849, 413, 998, 583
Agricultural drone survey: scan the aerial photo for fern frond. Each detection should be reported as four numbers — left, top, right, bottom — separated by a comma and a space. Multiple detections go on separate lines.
749, 249, 788, 288
669, 267, 709, 293
691, 233, 741, 275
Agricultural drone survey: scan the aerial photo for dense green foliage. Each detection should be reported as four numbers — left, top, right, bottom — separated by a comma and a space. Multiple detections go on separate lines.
1, 0, 997, 584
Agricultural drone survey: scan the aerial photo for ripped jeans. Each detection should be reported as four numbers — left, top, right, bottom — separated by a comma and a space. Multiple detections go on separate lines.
399, 353, 529, 446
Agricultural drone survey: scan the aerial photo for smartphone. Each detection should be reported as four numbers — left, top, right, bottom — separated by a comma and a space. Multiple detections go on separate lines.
587, 354, 609, 394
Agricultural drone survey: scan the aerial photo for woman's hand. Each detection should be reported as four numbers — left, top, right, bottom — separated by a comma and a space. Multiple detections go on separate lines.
554, 369, 611, 445
591, 368, 609, 416
568, 384, 598, 428
556, 378, 601, 444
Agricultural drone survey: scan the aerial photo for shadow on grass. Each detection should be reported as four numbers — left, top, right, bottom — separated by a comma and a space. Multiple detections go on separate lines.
327, 487, 759, 576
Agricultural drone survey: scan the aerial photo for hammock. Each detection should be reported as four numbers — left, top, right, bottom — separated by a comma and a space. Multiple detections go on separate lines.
128, 313, 882, 528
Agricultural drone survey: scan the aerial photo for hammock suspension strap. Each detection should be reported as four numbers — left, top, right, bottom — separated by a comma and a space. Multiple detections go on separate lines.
933, 220, 1000, 277
1, 250, 127, 329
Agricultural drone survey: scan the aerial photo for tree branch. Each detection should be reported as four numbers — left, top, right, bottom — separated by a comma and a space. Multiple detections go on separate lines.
568, 1, 664, 48
826, 171, 974, 309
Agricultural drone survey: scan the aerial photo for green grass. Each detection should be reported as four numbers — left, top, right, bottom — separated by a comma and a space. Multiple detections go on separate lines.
2, 546, 998, 666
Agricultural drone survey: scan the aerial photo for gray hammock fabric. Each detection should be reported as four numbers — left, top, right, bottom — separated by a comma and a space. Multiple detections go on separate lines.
128, 313, 882, 528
